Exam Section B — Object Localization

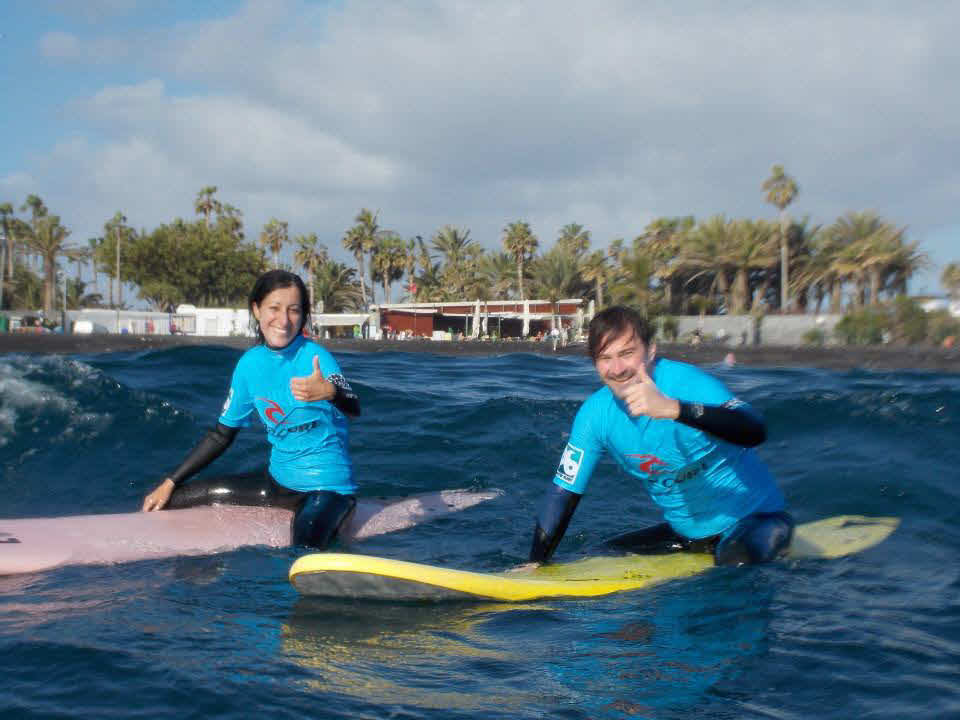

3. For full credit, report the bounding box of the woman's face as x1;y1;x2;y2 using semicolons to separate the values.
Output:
252;285;303;348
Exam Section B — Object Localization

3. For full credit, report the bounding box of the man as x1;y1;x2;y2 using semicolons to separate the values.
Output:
529;306;792;566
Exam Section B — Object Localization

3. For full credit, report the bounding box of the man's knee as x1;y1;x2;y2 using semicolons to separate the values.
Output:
714;511;794;566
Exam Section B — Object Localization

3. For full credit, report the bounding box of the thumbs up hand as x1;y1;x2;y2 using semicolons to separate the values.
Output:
619;361;680;420
291;355;336;402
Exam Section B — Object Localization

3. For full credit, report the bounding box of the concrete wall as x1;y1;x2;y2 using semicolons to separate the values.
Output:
666;314;842;346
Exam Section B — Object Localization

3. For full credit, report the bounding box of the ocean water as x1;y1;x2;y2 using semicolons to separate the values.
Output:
1;346;958;719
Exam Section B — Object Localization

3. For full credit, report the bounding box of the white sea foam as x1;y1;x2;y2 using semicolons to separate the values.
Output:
0;356;111;446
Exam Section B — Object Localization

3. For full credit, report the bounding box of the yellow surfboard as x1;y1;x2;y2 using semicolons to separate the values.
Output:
289;515;899;602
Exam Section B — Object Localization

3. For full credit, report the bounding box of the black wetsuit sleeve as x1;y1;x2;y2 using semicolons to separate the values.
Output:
676;398;766;447
328;373;361;417
529;484;582;563
168;422;239;486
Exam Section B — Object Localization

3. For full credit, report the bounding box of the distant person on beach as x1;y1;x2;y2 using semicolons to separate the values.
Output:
142;269;361;549
529;305;791;566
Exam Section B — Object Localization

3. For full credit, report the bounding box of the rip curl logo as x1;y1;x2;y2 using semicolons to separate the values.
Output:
625;453;667;476
556;443;584;485
259;398;286;424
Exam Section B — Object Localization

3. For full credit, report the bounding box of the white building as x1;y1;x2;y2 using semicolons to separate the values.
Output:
172;305;254;337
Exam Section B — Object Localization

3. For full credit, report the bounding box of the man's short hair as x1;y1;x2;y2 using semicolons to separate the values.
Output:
587;306;655;361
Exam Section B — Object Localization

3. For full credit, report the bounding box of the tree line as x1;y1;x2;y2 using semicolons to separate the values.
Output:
2;168;958;332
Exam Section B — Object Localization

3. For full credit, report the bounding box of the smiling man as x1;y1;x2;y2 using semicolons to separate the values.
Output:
529;306;792;566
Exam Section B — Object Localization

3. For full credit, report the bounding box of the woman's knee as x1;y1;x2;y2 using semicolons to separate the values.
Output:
291;491;357;549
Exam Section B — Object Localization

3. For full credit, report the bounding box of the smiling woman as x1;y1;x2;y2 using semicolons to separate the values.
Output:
251;275;305;349
140;269;365;549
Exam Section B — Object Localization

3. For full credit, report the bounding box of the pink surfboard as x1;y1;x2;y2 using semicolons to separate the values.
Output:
0;489;501;576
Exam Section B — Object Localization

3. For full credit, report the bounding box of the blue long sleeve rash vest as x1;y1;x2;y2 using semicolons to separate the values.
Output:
218;335;356;494
553;358;783;539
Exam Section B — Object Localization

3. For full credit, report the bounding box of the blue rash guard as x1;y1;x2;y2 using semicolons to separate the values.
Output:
217;334;356;495
553;358;783;540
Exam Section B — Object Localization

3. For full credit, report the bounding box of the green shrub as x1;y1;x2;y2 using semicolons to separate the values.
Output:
803;327;827;346
835;308;888;345
660;316;679;341
889;296;928;345
926;309;960;345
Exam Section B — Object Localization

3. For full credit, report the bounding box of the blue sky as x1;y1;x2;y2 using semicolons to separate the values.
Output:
3;0;958;297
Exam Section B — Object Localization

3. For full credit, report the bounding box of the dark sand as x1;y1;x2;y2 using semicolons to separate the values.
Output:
1;332;958;373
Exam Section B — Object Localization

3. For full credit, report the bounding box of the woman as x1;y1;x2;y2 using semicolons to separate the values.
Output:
142;269;361;549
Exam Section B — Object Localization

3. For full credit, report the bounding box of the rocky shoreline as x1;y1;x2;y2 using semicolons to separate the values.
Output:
1;332;959;373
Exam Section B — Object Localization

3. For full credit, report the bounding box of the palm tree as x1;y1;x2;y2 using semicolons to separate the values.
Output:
941;262;960;301
502;221;538;300
556;223;591;258
861;227;906;305
194;187;221;229
399;237;417;300
259;218;288;269
531;246;584;325
781;219;821;313
682;215;735;313
409;235;436;300
67;244;92;286
789;221;839;314
762;165;799;312
725;219;777;314
639;216;695;313
607;238;625;265
825;212;908;309
806;222;853;313
863;227;925;302
313;261;364;313
607;247;655;316
25;214;71;316
432;225;477;298
21;194;48;270
103;212;130;307
0;202;16;280
341;227;368;307
415;261;446;302
370;232;406;303
217;203;244;240
580;250;608;310
342;208;379;308
477;251;517;299
293;233;328;313
86;236;103;293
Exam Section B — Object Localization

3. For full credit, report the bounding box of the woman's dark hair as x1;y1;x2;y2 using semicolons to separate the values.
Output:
248;269;311;344
587;306;655;361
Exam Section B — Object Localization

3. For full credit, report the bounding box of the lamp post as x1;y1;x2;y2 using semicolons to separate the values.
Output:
0;230;6;311
115;224;121;307
61;268;67;333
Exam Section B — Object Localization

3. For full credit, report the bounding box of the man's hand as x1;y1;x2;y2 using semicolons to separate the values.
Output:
290;355;336;402
619;361;680;420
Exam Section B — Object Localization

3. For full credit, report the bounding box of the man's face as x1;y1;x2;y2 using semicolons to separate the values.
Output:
593;329;655;397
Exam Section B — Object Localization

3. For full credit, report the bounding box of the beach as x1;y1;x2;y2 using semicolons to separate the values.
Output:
1;331;958;372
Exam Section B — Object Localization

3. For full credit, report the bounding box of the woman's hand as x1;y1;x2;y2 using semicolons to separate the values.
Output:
142;478;176;512
290;356;336;403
